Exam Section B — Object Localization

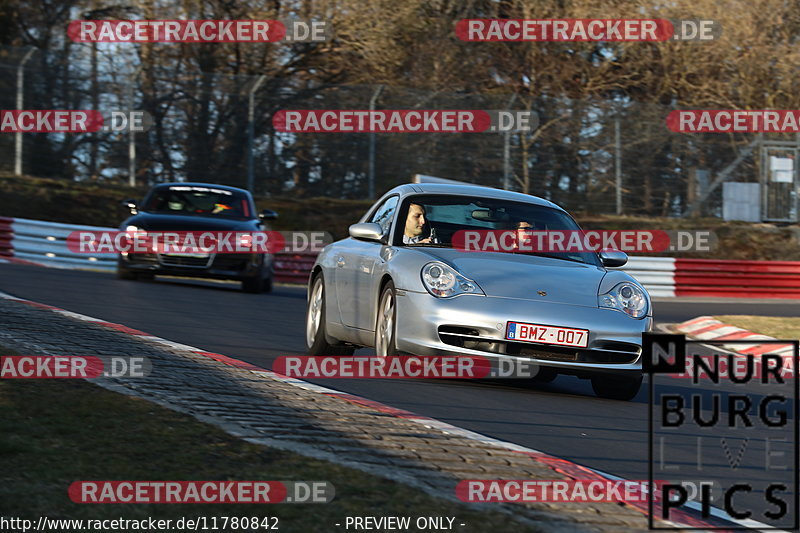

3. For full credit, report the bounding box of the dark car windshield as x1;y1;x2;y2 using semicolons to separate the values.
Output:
397;194;600;266
143;186;252;219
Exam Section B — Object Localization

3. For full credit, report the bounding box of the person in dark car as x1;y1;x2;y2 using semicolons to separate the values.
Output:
512;219;534;250
147;187;249;218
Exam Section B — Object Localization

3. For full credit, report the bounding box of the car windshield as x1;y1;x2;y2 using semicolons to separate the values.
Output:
399;194;600;266
143;186;252;219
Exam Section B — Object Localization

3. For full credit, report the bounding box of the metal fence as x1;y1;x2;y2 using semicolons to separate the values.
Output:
1;44;792;218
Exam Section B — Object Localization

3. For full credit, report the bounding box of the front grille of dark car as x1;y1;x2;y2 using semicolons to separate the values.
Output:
126;253;158;265
437;325;639;364
158;254;214;268
211;254;249;271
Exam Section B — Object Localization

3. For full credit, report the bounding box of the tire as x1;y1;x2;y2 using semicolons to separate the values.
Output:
116;254;134;280
591;374;643;401
263;272;273;293
242;259;273;294
117;255;154;281
306;274;354;356
375;281;398;359
117;266;137;280
242;274;265;293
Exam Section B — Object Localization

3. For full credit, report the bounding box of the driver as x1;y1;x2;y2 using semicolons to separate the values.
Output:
167;198;185;211
511;219;534;251
403;203;439;244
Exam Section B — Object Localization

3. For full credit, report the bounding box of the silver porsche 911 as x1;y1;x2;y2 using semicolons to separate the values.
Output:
305;183;652;400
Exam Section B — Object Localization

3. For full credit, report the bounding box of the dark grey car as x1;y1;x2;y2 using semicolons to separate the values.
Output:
118;182;277;293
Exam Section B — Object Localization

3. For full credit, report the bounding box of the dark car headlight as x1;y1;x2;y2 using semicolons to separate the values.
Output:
119;225;144;256
421;262;484;298
599;282;649;319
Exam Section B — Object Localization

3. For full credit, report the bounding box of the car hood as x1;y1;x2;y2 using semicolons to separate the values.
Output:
417;248;606;307
123;213;256;231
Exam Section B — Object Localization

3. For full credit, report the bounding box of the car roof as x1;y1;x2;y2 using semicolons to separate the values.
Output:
151;182;252;196
383;183;565;211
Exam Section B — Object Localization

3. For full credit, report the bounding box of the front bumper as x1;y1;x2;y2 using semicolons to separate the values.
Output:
394;289;650;378
119;252;270;281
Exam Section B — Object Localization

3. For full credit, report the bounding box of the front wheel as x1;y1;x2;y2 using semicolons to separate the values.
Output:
242;262;272;293
591;374;643;401
117;267;137;280
241;275;264;293
117;262;153;281
375;281;398;359
263;272;273;293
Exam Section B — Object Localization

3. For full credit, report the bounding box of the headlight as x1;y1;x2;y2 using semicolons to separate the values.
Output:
122;225;152;253
120;226;142;257
421;262;484;298
599;282;649;319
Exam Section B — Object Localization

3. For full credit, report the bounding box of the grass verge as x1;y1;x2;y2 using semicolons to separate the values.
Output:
713;315;800;340
0;369;531;532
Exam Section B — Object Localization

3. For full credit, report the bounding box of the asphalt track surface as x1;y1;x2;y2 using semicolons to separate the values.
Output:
1;261;798;527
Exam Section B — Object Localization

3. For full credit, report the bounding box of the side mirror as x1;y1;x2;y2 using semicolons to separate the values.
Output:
599;250;628;268
259;209;279;221
121;199;138;214
349;223;384;243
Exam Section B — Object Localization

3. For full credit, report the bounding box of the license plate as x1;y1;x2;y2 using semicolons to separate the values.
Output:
506;321;589;348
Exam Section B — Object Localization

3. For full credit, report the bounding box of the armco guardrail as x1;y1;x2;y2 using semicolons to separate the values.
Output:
273;251;317;284
3;216;799;299
8;217;117;270
0;216;13;258
620;257;675;298
674;258;800;298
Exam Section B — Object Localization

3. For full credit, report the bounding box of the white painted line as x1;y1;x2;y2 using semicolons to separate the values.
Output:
52;309;105;323
148;339;203;352
676;318;722;333
692;325;744;339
